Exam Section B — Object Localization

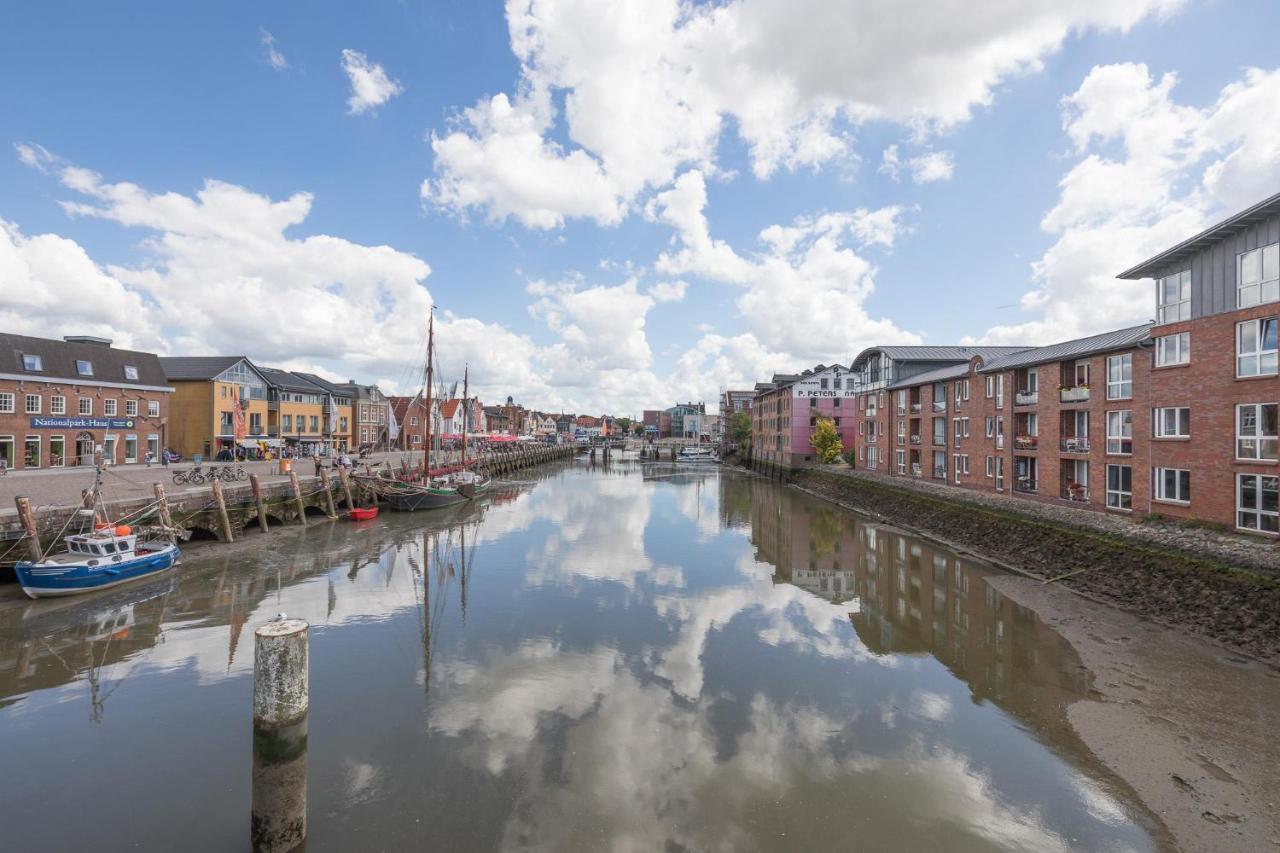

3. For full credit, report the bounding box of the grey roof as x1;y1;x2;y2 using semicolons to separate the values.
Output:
852;345;1029;368
160;355;247;381
257;366;329;394
3;332;170;388
887;362;974;390
980;324;1153;372
1117;190;1280;279
291;372;353;400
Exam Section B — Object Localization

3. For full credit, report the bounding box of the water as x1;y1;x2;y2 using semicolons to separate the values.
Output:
0;462;1161;851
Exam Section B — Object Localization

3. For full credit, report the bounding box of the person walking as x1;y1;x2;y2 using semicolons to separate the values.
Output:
313;452;322;478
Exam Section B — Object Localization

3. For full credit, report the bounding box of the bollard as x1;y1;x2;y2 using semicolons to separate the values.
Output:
318;469;338;520
337;466;355;511
153;483;176;544
211;478;235;543
252;619;309;853
288;470;307;526
14;496;44;562
250;474;270;534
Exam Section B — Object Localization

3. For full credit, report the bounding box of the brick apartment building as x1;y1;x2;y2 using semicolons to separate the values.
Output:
1;333;172;469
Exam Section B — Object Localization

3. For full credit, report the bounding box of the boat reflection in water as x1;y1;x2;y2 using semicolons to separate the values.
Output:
0;466;1160;853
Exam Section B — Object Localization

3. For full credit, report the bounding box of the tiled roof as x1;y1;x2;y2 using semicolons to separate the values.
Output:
439;399;462;418
160;355;246;381
3;332;169;388
980;324;1153;372
1117;190;1280;279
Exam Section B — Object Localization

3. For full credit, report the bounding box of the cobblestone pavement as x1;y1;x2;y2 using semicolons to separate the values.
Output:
800;464;1279;576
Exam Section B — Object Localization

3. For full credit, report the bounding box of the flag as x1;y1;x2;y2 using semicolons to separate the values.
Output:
233;392;247;441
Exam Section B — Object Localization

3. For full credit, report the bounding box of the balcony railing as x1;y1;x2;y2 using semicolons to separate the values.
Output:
1014;435;1038;450
1014;391;1038;406
995;435;1005;450
933;466;947;480
932;402;946;412
1059;386;1090;403
1061;484;1089;502
910;402;922;413
909;434;921;445
1060;437;1089;453
1014;478;1038;494
932;437;947;447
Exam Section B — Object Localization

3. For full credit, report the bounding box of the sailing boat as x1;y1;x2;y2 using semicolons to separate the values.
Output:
446;363;492;498
14;462;181;598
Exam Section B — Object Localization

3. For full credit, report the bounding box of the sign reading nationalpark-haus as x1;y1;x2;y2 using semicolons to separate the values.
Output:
29;417;137;430
791;367;859;398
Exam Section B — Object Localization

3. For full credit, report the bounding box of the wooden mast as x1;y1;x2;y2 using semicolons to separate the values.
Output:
423;309;434;477
461;364;469;469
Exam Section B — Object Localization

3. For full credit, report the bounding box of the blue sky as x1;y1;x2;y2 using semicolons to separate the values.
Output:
3;0;1279;414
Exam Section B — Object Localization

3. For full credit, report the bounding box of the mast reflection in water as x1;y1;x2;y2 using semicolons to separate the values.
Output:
0;465;1159;852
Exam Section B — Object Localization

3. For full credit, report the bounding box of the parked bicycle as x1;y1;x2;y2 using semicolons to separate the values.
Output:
216;465;249;482
172;466;206;486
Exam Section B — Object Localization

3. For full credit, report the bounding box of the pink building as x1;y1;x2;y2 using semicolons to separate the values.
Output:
751;364;857;470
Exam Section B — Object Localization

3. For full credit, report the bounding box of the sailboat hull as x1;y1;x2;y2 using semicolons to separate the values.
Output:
385;490;468;512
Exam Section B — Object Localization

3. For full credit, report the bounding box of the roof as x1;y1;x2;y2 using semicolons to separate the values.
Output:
292;372;353;399
852;345;1029;368
257;367;329;394
887;361;974;389
159;355;247;381
1117;190;1280;279
3;332;170;389
439;399;462;418
980;324;1153;372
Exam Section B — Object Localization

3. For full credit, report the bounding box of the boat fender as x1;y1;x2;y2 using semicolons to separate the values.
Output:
105;569;120;576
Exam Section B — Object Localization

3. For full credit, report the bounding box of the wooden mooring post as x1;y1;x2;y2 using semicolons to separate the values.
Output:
288;470;307;526
318;469;338;520
250;474;270;533
152;482;176;544
14;496;44;562
337;466;355;510
252;618;309;853
210;478;235;543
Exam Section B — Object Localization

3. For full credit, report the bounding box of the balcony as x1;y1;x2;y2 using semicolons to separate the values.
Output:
932;401;946;413
910;402;922;413
1059;386;1090;403
1014;478;1038;494
1061;484;1089;502
932;437;947;447
1059;437;1089;453
933;466;947;480
1014;391;1038;406
909;434;921;445
1014;435;1038;450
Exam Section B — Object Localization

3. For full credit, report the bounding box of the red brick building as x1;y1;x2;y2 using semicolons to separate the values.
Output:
0;333;172;469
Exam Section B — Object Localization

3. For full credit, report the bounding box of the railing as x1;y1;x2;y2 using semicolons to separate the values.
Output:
1061;485;1089;502
995;435;1004;450
932;401;946;412
932;437;947;447
909;434;921;445
1014;479;1038;494
1014;435;1038;450
933;466;947;480
1060;386;1090;403
1014;391;1038;406
910;403;922;413
1059;437;1089;453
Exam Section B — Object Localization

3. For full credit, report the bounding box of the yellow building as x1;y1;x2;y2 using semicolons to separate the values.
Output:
159;357;271;460
258;367;329;457
292;372;355;454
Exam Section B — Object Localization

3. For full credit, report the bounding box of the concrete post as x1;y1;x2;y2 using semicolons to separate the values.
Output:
14;496;43;562
152;482;176;544
318;469;337;520
211;478;235;543
250;474;270;533
337;466;355;511
252;619;308;853
288;470;307;526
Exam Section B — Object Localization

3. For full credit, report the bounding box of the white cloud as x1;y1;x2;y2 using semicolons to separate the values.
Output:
880;145;955;184
977;62;1280;344
426;0;1182;228
260;28;287;70
341;48;404;114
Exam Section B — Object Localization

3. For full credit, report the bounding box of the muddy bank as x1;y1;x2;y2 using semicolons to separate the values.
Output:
989;575;1280;853
789;468;1280;664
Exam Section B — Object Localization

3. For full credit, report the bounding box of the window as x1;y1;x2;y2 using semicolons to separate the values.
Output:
1153;407;1190;438
22;354;43;371
995;375;1004;408
1154;333;1190;367
819;378;828;390
283;414;292;432
49;435;64;467
985;456;994;477
1238;243;1279;308
123;365;139;381
995;456;1004;490
809;398;817;409
954;454;963;484
866;397;877;417
75;359;94;376
1106;354;1132;399
410;416;419;427
1236;318;1278;377
124;435;137;463
1236;403;1278;461
125;400;138;417
1153;468;1190;503
1025;370;1038;394
1106;464;1132;510
1106;410;1132;454
79;397;93;415
952;418;961;447
962;379;970;401
985;376;994;398
24;436;40;468
961;417;970;437
896;450;905;475
50;396;65;415
896;390;906;415
1157;270;1190;322
0;393;13;414
148;400;159;417
1237;474;1278;533
103;399;117;416
25;394;40;414
985;416;994;438
310;416;319;432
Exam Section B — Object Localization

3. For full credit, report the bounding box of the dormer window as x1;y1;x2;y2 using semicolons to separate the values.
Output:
22;354;43;371
76;359;94;377
1156;271;1190;323
1238;243;1279;309
123;365;139;381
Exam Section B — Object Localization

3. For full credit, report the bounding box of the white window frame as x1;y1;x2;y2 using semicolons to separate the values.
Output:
1237;473;1279;534
1106;410;1132;455
123;365;140;381
0;392;15;414
25;394;40;415
103;399;117;417
125;399;138;417
1106;464;1133;510
49;434;65;467
75;359;94;377
895;449;905;475
148;400;160;417
79;397;93;416
995;375;1004;408
1237;243;1279;309
1154;332;1190;367
953;454;963;484
962;379;970;401
984;416;994;438
50;395;66;415
1236;403;1278;461
1106;354;1132;400
1236;317;1279;377
985;456;994;478
22;353;43;371
1152;467;1190;504
1153;407;1190;438
1156;270;1190;323
994;456;1004;491
985;376;994;398
951;417;961;447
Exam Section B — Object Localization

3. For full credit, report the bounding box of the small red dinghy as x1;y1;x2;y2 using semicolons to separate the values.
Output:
348;507;379;521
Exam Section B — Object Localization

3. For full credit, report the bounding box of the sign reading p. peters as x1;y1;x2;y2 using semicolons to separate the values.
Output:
29;417;136;430
791;367;859;398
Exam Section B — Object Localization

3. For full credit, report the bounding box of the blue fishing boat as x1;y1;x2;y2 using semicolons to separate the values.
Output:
15;527;180;599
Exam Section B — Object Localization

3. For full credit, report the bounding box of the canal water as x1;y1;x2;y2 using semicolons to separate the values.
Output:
0;462;1162;851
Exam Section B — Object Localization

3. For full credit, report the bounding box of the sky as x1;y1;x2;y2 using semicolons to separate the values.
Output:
2;0;1279;416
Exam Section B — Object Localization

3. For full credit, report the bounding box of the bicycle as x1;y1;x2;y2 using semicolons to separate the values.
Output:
172;466;207;486
215;465;249;482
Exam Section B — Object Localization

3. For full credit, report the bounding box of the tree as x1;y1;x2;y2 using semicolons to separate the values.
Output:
809;417;843;464
729;411;752;444
616;417;632;432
